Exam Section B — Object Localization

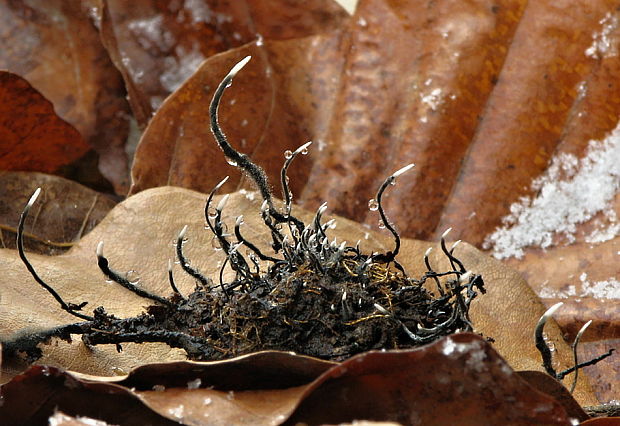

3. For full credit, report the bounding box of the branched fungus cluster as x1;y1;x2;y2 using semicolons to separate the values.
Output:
6;57;486;362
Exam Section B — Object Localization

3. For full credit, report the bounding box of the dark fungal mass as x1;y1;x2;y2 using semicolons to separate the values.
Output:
5;57;485;363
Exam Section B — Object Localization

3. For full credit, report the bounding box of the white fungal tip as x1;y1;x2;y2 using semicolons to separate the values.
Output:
294;141;313;154
424;247;433;257
168;258;173;271
543;302;564;319
27;188;42;208
392;163;415;178
216;194;230;211
229;242;243;255
374;303;389;314
96;241;104;257
214;176;230;191
324;218;336;227
318;202;328;213
441;227;452;239
450;240;462;250
229;56;251;78
576;320;593;339
235;215;244;226
178;225;188;239
458;271;472;283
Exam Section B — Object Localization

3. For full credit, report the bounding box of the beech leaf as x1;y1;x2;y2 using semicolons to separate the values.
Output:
0;187;600;406
0;335;585;425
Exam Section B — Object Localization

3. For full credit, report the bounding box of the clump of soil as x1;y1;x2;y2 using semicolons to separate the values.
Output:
85;245;483;361
8;56;485;363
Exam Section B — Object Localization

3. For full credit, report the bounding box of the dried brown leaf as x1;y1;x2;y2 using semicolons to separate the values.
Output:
0;335;583;425
0;172;116;255
100;0;347;126
0;0;131;193
0;72;89;173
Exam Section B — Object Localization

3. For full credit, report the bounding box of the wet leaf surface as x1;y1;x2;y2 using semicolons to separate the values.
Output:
0;0;131;193
0;335;582;425
0;172;116;255
0;72;89;174
100;0;347;126
0;187;599;406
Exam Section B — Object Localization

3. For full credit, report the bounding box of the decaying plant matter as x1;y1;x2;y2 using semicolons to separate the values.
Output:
4;57;486;363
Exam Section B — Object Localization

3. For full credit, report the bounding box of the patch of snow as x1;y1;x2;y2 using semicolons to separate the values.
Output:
159;43;206;93
420;88;443;111
579;273;620;299
128;15;175;52
539;274;620;299
484;122;620;259
183;0;213;24
585;12;619;59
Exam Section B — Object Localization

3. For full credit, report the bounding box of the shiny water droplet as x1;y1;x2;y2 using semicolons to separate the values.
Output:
126;270;141;284
368;199;379;211
207;208;218;220
390;180;396;186
284;150;293;159
301;146;309;155
378;220;386;229
226;158;237;166
105;279;114;284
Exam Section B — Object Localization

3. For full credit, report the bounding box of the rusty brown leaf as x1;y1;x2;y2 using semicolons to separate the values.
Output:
0;172;116;255
99;0;348;126
0;72;90;173
0;0;131;193
0;187;600;405
0;335;585;425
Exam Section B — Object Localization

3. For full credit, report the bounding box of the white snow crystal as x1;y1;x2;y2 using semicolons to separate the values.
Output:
485;122;620;259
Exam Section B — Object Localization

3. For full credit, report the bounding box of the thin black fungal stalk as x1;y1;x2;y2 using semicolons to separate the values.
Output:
534;302;564;377
535;303;614;383
424;247;444;296
96;242;173;307
569;320;591;394
167;259;185;298
209;54;303;235
205;176;229;231
280;141;312;238
18;188;93;321
439;228;466;273
210;56;272;209
234;215;279;263
372;163;414;263
176;225;211;288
